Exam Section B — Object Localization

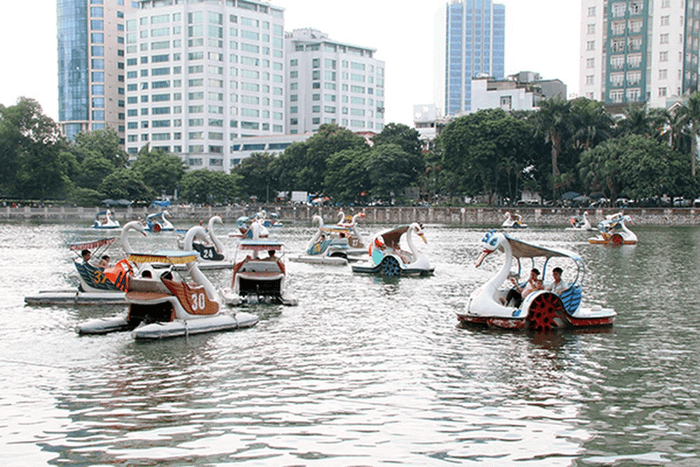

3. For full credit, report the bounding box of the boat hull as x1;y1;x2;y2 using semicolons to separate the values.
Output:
132;312;258;339
25;289;126;306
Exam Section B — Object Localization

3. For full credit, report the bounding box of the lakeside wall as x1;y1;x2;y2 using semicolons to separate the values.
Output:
2;204;700;226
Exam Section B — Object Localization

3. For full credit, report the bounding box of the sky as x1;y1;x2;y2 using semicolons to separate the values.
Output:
0;0;581;126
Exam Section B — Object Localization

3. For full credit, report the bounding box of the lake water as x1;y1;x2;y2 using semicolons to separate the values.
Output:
1;220;699;466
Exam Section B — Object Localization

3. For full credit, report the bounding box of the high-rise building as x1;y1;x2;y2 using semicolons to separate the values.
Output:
57;0;134;141
284;28;385;135
124;0;286;171
434;0;506;116
579;0;700;108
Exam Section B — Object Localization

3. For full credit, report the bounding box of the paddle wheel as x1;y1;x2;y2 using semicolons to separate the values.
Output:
527;293;564;333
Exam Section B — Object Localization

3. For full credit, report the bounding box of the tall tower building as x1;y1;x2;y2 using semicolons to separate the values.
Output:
579;0;700;108
284;28;385;134
434;0;506;116
124;0;285;171
57;0;135;142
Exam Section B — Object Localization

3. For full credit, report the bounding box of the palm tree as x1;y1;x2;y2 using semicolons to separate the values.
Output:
570;98;613;150
676;92;700;177
534;96;572;199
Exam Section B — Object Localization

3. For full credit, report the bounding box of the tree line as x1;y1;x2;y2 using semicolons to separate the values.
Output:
2;94;699;207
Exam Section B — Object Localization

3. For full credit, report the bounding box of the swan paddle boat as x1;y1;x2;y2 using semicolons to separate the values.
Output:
145;210;174;232
289;214;367;265
566;211;596;231
228;215;270;238
25;221;148;305
92;209;120;229
456;230;616;332
78;251;258;339
502;212;527;228
220;239;298;306
256;209;284;228
351;223;434;276
179;217;233;270
588;212;637;245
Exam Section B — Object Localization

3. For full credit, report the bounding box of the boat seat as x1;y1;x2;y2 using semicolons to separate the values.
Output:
559;284;582;315
128;276;171;294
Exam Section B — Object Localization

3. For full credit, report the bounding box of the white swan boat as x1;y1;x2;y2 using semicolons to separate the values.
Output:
455;230;616;332
92;209;120;229
179;217;233;270
289;214;367;265
588;212;637;245
145;210;174;232
566;211;596;231
502;212;527;228
228;215;270;238
351;223;434;276
24;221;148;305
220;239;298;306
78;251;258;339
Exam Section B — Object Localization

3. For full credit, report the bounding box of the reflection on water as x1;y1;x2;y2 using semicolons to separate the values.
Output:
1;221;699;465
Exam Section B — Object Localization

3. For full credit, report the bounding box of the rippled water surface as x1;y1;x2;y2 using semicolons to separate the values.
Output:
1;220;699;466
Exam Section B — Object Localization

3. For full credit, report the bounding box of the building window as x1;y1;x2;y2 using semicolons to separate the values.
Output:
660;33;669;44
586;75;594;85
660;15;670;26
588;6;595;16
661;0;670;7
659;87;667;96
660;51;669;62
587;24;595;34
659;69;667;79
586;58;595;69
612;3;625;17
587;40;595;51
612;21;625;35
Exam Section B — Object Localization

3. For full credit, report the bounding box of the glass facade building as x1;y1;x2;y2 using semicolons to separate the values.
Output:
441;0;505;116
57;0;132;142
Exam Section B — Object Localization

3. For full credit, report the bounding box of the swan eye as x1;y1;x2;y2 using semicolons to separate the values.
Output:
489;237;498;246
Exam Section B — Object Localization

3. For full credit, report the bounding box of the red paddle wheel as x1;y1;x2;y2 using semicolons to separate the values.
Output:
527;293;564;333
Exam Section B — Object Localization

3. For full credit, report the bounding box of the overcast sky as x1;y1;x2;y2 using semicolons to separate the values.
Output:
0;0;580;126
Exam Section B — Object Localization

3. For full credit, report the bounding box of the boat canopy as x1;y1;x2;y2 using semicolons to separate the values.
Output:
69;237;117;251
506;234;581;261
320;225;353;235
128;251;199;264
504;233;585;284
238;240;283;251
146;211;165;220
376;225;410;246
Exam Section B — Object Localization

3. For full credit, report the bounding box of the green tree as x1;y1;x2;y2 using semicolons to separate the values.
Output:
73;128;129;168
676;91;700;177
99;168;155;201
234;153;279;202
323;147;372;204
130;148;186;198
372;123;423;157
437;108;537;204
275;124;368;193
0;97;74;199
533;96;573;198
366;143;424;202
73;152;116;191
179;170;242;205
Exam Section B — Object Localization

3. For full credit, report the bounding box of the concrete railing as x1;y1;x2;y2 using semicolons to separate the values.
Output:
2;204;700;226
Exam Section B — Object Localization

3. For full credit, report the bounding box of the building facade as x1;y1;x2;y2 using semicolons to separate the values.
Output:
434;0;506;116
57;0;135;141
123;0;286;171
579;0;700;108
284;28;385;135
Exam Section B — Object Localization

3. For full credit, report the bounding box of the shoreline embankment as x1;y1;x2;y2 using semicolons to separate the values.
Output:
2;204;699;226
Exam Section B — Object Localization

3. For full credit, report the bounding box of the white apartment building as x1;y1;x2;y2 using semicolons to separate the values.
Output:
284;28;385;134
579;0;700;108
124;0;286;170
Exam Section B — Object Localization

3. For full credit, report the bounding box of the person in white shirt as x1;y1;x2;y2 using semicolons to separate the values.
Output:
546;267;567;294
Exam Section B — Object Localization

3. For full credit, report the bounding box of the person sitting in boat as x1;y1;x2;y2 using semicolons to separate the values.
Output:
98;255;111;269
81;249;92;264
505;268;542;307
546;267;567;294
265;250;277;261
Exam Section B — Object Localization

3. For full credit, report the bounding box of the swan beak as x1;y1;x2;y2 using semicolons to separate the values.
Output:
475;250;490;267
419;233;427;244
